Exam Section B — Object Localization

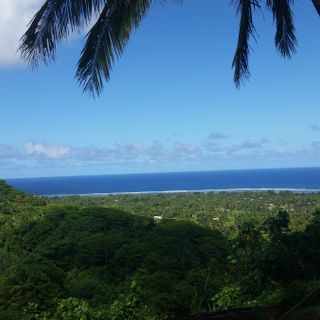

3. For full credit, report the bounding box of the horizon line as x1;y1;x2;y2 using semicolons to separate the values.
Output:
4;165;320;181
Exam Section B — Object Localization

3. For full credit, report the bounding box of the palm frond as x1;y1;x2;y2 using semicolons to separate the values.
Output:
19;0;104;67
311;0;320;15
266;0;296;57
76;0;152;96
232;0;260;87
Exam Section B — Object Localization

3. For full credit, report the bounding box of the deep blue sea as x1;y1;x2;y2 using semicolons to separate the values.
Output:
5;167;320;196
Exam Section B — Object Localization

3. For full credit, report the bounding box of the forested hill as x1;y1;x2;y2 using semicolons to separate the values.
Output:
0;179;31;200
1;181;320;319
0;180;45;215
0;181;230;319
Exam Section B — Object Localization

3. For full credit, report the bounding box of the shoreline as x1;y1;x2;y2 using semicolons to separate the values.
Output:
45;187;320;197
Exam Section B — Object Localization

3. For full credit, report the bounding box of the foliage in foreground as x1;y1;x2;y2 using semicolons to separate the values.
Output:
19;0;320;96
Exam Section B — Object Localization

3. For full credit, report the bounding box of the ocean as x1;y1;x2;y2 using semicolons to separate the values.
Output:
5;167;320;196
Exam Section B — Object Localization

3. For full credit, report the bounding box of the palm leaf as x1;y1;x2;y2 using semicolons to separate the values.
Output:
19;0;104;67
232;0;260;87
76;0;152;96
266;0;296;58
311;0;320;15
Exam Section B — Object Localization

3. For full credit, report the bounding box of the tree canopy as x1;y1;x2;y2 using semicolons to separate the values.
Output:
19;0;320;97
3;181;320;318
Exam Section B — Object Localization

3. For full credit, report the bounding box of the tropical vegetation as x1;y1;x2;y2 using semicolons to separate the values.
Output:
2;180;320;319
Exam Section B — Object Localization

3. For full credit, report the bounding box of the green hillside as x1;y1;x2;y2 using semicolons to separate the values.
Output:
1;181;320;319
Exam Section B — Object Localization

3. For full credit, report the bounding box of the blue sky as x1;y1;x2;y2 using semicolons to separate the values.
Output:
1;0;320;178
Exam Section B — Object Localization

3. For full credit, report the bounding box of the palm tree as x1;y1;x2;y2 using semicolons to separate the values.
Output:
19;0;320;97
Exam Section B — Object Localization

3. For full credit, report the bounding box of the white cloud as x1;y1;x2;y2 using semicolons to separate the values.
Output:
0;0;44;66
145;141;166;158
173;143;199;155
208;131;229;140
25;142;70;159
227;138;268;153
309;124;320;132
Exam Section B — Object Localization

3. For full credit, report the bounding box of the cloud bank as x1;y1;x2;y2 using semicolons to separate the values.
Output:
1;135;319;176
